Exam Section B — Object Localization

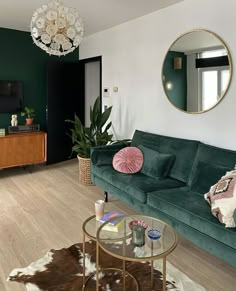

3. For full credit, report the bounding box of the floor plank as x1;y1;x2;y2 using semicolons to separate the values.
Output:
0;160;235;291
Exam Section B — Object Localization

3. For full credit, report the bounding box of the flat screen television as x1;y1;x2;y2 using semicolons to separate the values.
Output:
0;80;23;113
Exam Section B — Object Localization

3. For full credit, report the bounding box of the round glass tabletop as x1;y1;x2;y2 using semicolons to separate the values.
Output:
96;215;177;261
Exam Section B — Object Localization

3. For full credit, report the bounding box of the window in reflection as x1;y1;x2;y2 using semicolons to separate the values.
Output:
222;70;230;93
201;70;218;110
200;49;227;58
200;67;230;111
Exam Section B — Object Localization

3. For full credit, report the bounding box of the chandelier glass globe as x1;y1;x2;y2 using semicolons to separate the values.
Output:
30;1;84;56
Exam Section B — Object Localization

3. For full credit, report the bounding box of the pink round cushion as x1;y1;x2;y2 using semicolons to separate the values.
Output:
112;147;144;174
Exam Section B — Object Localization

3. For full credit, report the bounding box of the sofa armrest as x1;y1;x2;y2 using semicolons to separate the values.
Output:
91;142;129;166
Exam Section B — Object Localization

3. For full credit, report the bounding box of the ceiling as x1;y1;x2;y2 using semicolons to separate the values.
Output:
171;31;224;53
0;0;183;36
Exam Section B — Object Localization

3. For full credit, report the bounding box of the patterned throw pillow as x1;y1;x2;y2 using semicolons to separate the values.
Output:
112;147;143;174
204;170;236;228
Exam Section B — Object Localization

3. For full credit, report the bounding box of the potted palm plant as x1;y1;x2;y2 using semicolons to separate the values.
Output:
21;106;35;125
67;96;113;185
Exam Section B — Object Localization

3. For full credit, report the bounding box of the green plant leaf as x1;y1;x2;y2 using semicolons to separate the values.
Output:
65;96;115;158
99;106;112;129
104;121;112;132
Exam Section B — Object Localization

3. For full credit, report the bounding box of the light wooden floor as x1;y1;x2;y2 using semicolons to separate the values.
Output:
0;160;235;291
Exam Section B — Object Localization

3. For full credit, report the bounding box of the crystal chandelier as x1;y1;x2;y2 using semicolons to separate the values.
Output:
30;1;84;56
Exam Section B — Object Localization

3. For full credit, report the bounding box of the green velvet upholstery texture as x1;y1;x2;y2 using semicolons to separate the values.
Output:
158;135;199;183
190;161;230;193
147;188;236;249
131;130;161;151
132;130;199;183
189;143;236;186
90;130;236;267
92;175;236;267
92;164;185;203
138;145;175;179
91;149;117;166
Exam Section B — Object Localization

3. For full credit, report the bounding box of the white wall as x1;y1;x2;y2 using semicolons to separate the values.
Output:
79;0;236;150
85;61;100;127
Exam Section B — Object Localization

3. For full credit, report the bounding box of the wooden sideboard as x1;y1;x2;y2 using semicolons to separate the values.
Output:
0;131;47;169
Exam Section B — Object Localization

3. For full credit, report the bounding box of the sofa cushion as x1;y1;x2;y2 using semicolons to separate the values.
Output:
190;161;230;193
189;143;236;186
138;145;175;179
205;170;236;228
92;164;185;203
147;188;236;249
110;172;185;203
158;135;199;183
131;130;199;183
131;130;161;151
112;147;143;174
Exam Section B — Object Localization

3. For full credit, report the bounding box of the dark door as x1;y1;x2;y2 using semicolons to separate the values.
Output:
47;61;85;164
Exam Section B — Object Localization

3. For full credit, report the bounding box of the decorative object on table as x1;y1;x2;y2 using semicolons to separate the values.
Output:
94;200;105;221
11;115;18;127
7;240;206;291
21;106;35;125
132;224;146;247
0;128;6;136
148;229;161;240
129;219;148;231
112;146;143;174
99;210;124;232
101;218;124;232
66;96;113;185
204;170;236;228
99;210;124;224
30;1;84;56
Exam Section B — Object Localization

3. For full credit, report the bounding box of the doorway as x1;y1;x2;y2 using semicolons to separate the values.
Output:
81;56;102;126
46;56;101;165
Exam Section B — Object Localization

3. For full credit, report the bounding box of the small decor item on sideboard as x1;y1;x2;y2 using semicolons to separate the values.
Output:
21;106;35;125
11;115;18;127
0;128;6;136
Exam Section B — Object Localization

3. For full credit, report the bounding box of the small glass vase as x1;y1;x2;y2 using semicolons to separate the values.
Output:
132;225;145;247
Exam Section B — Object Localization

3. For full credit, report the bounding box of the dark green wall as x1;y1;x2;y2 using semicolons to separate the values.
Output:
0;27;78;130
163;51;187;110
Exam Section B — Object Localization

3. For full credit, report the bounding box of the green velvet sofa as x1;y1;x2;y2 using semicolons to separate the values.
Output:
90;129;236;267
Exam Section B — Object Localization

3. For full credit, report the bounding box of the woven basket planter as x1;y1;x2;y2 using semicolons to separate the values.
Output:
77;155;93;185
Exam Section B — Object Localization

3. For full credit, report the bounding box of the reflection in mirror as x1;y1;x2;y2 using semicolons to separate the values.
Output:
166;81;174;91
162;30;232;113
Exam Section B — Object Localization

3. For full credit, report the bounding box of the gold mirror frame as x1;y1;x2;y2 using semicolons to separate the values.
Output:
162;29;233;114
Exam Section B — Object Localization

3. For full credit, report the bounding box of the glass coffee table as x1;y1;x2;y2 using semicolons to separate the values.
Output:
96;214;178;291
82;215;125;289
82;215;101;290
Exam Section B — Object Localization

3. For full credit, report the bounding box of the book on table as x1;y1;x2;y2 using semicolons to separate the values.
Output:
99;211;124;232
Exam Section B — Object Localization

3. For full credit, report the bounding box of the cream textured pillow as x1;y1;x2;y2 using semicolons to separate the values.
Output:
204;170;236;228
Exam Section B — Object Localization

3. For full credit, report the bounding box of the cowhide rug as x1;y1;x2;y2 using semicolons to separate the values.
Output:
8;240;206;291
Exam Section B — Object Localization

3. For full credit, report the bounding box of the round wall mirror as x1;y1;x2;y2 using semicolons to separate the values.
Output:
162;30;232;113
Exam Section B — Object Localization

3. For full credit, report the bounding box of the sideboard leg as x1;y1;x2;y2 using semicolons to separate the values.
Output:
104;191;108;202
